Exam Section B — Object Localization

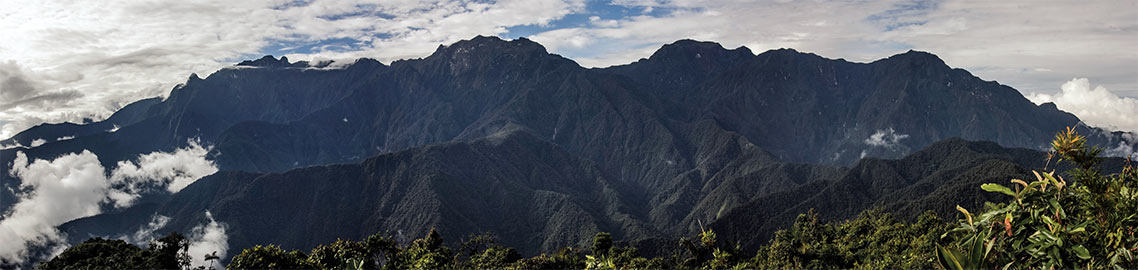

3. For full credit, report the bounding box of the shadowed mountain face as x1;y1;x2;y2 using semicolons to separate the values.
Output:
4;36;1136;262
605;44;1091;165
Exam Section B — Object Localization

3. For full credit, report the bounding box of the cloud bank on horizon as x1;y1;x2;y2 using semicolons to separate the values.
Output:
0;0;1135;138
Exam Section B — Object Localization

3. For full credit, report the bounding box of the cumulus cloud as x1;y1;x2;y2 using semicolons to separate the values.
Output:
109;139;218;206
187;211;229;270
1027;78;1138;134
0;150;109;264
864;127;910;148
0;140;217;264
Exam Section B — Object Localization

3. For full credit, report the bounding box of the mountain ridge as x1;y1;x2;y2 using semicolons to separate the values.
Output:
3;36;1136;266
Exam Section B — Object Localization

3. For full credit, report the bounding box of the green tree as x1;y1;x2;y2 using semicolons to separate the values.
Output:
511;247;585;270
387;228;455;269
753;209;945;269
456;233;521;269
227;245;314;269
592;232;613;257
40;233;200;270
38;238;153;269
307;239;370;269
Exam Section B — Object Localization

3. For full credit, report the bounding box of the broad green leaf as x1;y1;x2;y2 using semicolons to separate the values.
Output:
936;244;964;270
970;234;984;267
982;183;1016;196
1072;245;1091;260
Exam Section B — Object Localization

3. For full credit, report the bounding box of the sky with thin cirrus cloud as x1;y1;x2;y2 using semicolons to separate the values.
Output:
0;0;1136;139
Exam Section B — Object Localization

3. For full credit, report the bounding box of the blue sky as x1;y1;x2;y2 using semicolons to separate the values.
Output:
1;0;1136;139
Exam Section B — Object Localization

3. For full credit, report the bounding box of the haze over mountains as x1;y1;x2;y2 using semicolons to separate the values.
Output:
1;36;1135;266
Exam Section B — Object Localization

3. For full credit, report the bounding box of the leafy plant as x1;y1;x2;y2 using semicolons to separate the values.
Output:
937;127;1138;269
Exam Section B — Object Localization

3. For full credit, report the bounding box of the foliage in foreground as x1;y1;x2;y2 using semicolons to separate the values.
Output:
217;210;944;270
38;232;221;270
936;127;1138;269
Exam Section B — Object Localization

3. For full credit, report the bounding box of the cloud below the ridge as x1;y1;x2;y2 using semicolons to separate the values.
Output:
865;128;910;149
0;150;109;264
110;139;219;203
0;141;217;264
1027;78;1138;134
187;211;228;270
123;214;171;246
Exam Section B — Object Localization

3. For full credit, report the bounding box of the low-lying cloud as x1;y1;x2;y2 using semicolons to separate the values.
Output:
1103;133;1138;158
122;214;171;246
29;139;46;147
0;140;217;264
864;127;910;148
110;139;218;207
187;211;229;270
0;150;109;264
1028;78;1138;134
115;211;229;269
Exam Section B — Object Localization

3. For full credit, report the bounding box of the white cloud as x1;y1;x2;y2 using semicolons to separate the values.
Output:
1027;78;1138;133
29;139;46;147
110;139;218;205
0;140;217;264
121;214;171;246
110;211;228;269
1104;140;1137;158
187;211;228;270
1;150;109;264
55;136;75;142
865;127;910;148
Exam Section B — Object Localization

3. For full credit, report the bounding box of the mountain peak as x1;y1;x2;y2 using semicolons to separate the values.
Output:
237;55;307;68
880;49;948;68
649;39;753;61
431;35;549;58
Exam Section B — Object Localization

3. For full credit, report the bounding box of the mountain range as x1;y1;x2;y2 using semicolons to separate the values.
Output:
2;36;1135;265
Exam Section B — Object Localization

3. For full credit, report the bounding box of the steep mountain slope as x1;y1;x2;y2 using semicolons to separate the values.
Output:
0;58;387;214
604;46;1099;165
66;131;655;255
